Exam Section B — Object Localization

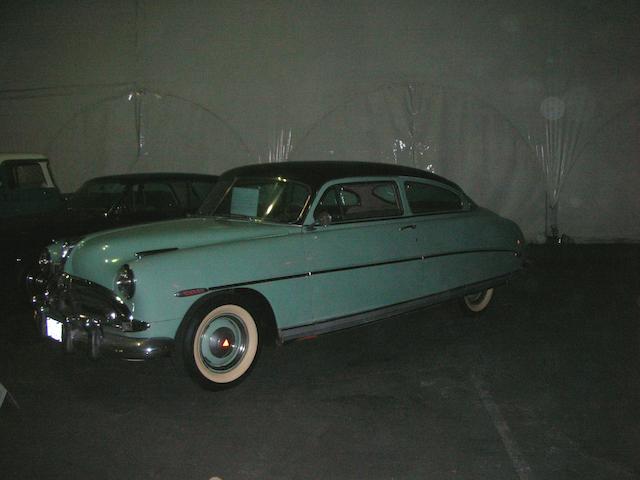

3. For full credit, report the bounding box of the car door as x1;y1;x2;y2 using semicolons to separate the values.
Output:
304;179;422;323
403;179;493;295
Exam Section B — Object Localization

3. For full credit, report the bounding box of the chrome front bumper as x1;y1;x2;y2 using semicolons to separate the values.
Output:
32;273;173;360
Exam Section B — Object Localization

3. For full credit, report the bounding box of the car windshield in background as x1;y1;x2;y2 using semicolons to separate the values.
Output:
199;177;310;224
68;181;127;210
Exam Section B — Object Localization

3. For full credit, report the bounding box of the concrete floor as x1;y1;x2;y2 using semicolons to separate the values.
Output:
1;245;639;479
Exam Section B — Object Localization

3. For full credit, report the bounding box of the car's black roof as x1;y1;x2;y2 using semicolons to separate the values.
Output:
81;172;218;186
220;161;461;192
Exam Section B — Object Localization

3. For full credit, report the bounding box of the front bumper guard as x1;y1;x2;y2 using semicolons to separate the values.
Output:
33;273;173;360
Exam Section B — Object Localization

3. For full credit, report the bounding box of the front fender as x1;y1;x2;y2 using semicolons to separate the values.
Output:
128;232;308;332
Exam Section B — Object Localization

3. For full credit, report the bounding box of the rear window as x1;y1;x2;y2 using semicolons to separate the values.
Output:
12;163;46;188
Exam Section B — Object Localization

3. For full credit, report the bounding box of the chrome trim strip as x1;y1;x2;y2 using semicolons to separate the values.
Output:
278;274;514;342
135;247;178;259
194;248;518;293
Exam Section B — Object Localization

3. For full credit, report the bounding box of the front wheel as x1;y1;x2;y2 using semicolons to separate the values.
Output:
179;300;261;390
461;288;494;314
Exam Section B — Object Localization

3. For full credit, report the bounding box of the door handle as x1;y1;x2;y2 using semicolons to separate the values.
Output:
399;224;416;231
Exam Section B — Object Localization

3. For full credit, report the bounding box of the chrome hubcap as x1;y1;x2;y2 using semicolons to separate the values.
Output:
200;315;247;372
208;327;236;358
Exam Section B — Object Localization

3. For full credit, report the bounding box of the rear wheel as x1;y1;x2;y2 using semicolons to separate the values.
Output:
179;299;261;390
461;288;494;314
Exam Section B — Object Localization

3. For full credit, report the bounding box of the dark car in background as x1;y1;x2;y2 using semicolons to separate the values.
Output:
64;173;218;229
1;172;218;291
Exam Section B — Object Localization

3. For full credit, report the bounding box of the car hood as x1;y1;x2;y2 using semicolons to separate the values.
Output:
66;217;299;287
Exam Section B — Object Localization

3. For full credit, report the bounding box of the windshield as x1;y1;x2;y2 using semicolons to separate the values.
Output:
198;177;311;224
68;181;127;210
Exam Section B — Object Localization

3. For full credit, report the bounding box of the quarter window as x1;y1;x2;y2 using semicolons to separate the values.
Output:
315;181;402;224
405;181;463;214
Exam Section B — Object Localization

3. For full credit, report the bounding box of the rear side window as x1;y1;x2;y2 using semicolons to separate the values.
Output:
70;181;127;210
405;181;463;214
315;181;402;223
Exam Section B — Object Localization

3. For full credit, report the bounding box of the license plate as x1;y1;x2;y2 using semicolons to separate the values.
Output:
45;317;63;342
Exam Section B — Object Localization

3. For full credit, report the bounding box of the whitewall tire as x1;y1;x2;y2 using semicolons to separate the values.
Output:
180;299;261;390
462;288;494;314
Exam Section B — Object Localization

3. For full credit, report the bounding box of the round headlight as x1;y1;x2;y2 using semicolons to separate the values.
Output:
116;264;135;299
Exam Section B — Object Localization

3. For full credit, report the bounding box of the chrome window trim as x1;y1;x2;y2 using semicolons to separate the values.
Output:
310;178;404;226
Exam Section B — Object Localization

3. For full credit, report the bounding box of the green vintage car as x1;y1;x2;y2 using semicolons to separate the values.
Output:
33;162;524;389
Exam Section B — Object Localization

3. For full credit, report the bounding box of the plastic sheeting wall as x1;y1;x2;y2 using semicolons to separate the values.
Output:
47;89;253;185
558;103;640;241
1;1;639;242
291;84;546;241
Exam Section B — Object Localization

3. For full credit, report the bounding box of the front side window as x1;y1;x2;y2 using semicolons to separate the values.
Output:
405;181;463;214
314;181;402;224
200;177;310;224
